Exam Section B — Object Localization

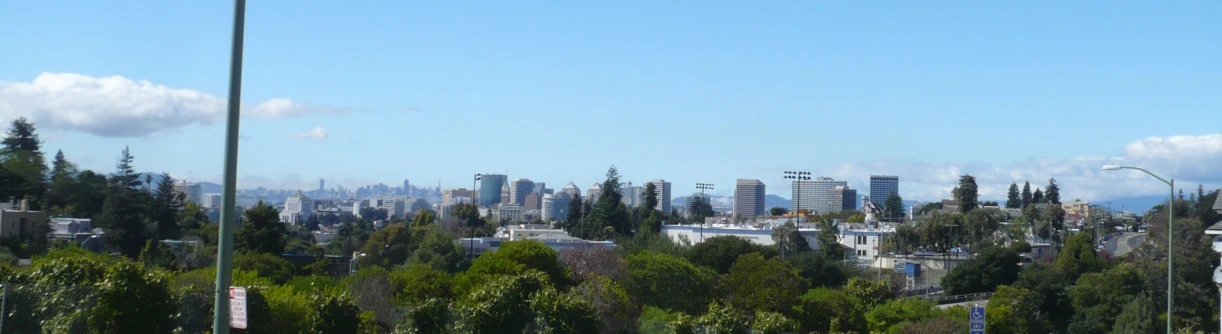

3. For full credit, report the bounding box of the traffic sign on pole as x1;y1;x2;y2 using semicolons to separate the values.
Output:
969;305;986;334
230;287;248;329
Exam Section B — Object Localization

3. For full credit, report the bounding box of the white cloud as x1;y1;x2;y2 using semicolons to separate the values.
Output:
0;72;349;137
775;134;1222;203
290;126;328;140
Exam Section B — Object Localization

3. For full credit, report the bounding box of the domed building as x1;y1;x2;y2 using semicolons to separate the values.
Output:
561;182;582;198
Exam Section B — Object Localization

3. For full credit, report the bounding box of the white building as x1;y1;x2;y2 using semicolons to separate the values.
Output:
561;182;582;198
587;183;602;203
174;180;203;205
202;193;222;208
352;199;369;218
646;179;672;213
620;182;642;207
381;198;405;218
494;203;525;223
280;191;314;225
661;223;893;265
541;193;571;222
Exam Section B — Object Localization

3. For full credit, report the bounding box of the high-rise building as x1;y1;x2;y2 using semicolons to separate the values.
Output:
792;177;847;214
561;182;581;198
620;182;643;207
203;193;222;208
524;192;543;211
541;193;571;222
501;185;511;204
869;175;900;206
352;199;369;217
173;180;202;205
587;183;602;203
403;179;410;193
381;198;405;218
440;188;475;219
734;179;765;218
280;191;313;225
319;179;325;192
478;174;508;207
646;180;672;213
828;186;858;213
510;178;534;205
532;182;547;195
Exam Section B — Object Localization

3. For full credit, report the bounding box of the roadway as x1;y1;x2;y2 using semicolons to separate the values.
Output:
1103;232;1146;257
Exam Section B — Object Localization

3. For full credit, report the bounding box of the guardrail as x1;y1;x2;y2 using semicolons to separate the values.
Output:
920;292;994;305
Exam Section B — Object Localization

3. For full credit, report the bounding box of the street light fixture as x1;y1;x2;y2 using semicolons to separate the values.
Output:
471;174;481;261
784;171;811;223
1102;164;1174;334
696;183;714;241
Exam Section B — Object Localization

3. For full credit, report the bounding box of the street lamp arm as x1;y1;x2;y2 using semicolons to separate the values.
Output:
1121;166;1172;186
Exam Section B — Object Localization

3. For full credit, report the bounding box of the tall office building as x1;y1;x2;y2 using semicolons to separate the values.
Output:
587;183;602;202
532;182;547;195
352;199;369;218
828;186;858;213
734;179;765;218
440;188;475;219
541;193;571;222
403;179;410;193
620;182;643;207
478;174;508;207
202;193;222;208
381;198;405;218
173;180;202;205
510;178;534;205
319;179;325;192
646;179;672;213
523;192;543;211
561;182;581;198
792;177;847;214
869;175;900;206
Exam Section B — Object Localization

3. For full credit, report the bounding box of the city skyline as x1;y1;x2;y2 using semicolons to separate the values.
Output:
1;2;1220;203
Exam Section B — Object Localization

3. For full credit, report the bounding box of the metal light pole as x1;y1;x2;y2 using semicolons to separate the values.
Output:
212;1;245;333
1103;164;1173;334
696;183;714;242
784;171;811;223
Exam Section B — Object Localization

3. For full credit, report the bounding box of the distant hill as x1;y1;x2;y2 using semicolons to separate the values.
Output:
765;195;790;210
198;182;222;193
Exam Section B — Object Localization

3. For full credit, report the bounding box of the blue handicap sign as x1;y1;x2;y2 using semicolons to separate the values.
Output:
969;306;986;334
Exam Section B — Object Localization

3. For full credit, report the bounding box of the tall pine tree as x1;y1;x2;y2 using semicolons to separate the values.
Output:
1006;183;1021;209
1032;188;1044;204
642;182;659;212
46;150;79;211
1045;178;1061;205
0;118;48;208
955;175;979;214
1021;182;1033;208
564;194;583;231
235;200;287;255
100;146;152;258
150;173;185;239
579;166;629;239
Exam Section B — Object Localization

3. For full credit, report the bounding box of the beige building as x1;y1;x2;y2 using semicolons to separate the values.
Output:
0;200;44;239
1062;200;1091;220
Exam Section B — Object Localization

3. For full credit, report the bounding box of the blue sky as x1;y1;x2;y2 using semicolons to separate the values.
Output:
2;1;1220;202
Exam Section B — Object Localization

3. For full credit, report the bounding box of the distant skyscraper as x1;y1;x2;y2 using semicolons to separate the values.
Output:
620;182;643;207
561;182;581;198
792;177;846;214
510;178;534;205
524;192;542;211
734;179;765;218
870;175;900;205
541;193;571;222
440;188;475;219
381;198;405;218
646;179;672;213
828;186;858;213
478;174;508;207
319;179;325;192
203;193;222;208
352;199;369;218
532;182;547;195
501;185;511;204
587;183;602;203
173;180;202;205
403;179;410;193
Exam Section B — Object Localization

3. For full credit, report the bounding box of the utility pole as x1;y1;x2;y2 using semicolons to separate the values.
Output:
212;0;246;333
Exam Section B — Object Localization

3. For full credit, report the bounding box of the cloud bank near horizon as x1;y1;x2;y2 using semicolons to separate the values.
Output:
0;72;349;137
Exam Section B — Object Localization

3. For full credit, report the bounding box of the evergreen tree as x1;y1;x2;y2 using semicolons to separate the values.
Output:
150;173;185;240
564;194;583;231
1198;184;1206;202
817;220;843;259
46;150;80;211
236;200;288;255
100;146;151;258
954;175;979;214
642;182;659;212
1021;182;1033;208
883;192;904;222
1006;183;1021;209
1032;188;1044;204
178;201;210;236
641;210;663;233
1177;189;1184;201
582;166;629;239
1045;178;1061;205
0;118;48;208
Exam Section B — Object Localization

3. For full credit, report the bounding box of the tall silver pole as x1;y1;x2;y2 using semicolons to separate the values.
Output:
1167;179;1173;334
213;0;246;333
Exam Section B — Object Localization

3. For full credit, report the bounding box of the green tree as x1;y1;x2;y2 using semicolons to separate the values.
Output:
452;271;549;334
1021;181;1032;208
138;239;177;269
1011;262;1073;331
640;210;663;234
409;209;436;227
1006;182;1021;209
941;246;1020;294
642;182;659;212
528;286;601;334
395;298;449;334
986;285;1048;334
688;236;772;274
844;278;895;315
359;223;415;268
725;253;807;313
99;146;151;258
1067;263;1144;334
581;167;630;239
1032;188;1044;204
769;206;789;216
178;201;210;236
1054;233;1105;280
695;301;750;334
687;195;715;222
795;288;860;333
235;200;287;255
454;239;573;293
409;198;431;213
564;194;584;231
884;224;921;255
1112;293;1156;334
817;219;843;259
884;192;904;221
45;150;78;211
573;275;639;334
865;297;940;334
150;173;185;240
772;221;810;257
954;175;979;214
408;227;465;272
625;251;722;315
234;252;297;284
0;118;48;209
1045;178;1061;205
752;310;799;334
785;252;853;288
391;263;454;306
